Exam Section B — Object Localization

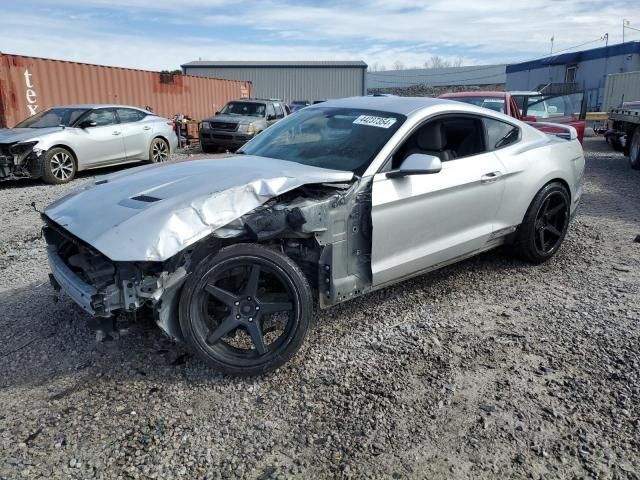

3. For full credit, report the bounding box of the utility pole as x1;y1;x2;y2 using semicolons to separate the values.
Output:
550;35;555;55
604;33;609;48
623;19;630;43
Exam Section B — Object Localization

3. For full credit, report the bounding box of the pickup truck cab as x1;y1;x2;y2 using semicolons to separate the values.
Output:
440;91;586;144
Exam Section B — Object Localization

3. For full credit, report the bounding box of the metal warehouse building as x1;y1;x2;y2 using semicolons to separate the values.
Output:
506;42;640;111
181;60;367;104
366;64;506;90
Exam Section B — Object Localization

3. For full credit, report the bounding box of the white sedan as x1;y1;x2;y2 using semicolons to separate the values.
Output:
43;96;584;375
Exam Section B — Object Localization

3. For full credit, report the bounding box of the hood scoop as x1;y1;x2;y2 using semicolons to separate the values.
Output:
118;193;163;209
131;194;162;203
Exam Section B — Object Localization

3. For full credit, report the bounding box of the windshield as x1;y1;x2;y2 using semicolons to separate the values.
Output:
15;107;90;128
450;97;506;113
220;102;266;117
239;107;406;176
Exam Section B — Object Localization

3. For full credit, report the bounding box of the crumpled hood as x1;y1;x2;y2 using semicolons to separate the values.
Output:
0;127;63;144
44;156;353;261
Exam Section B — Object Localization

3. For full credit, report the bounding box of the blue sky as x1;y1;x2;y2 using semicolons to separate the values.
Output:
2;0;638;71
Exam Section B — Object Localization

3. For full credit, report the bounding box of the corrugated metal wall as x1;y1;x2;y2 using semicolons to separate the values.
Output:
183;66;365;103
366;65;506;89
0;54;252;128
603;71;640;111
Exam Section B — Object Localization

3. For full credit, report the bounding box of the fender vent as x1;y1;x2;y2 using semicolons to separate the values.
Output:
131;194;162;203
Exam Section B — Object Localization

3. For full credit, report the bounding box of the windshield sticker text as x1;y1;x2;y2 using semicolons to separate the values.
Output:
353;115;397;129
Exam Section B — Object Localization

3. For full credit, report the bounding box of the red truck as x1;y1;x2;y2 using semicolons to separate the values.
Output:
440;90;587;143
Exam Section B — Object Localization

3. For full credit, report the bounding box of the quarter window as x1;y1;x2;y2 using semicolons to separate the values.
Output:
116;108;147;123
85;109;116;127
484;118;520;150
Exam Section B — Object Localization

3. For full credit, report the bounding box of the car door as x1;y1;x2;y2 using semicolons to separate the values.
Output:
74;108;126;167
370;115;506;287
115;108;153;160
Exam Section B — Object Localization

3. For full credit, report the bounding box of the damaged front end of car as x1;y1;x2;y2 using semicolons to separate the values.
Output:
42;156;375;342
0;141;44;180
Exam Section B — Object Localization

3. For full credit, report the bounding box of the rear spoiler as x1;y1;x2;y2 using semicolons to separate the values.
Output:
525;121;578;141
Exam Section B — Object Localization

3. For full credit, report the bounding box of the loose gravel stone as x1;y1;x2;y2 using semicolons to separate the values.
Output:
0;139;639;479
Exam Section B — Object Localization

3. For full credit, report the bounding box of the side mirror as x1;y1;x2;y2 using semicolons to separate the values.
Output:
215;111;221;115
78;120;97;129
387;153;442;178
266;114;276;121
548;106;558;114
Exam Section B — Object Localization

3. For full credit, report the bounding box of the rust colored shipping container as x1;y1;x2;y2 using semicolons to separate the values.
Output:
0;53;252;128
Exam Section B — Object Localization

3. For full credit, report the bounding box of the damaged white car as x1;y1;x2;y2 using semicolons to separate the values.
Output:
1;105;178;184
43;97;585;375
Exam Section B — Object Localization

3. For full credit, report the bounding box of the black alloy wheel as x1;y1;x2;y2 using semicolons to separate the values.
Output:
514;182;570;264
179;244;312;376
533;191;569;256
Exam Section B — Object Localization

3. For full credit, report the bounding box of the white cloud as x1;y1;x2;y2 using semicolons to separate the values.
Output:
2;0;638;71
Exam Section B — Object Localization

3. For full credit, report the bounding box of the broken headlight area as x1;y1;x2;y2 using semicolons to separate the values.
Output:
0;141;43;179
43;218;189;340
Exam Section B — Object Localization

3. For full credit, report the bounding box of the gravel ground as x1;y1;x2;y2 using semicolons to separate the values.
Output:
0;139;639;479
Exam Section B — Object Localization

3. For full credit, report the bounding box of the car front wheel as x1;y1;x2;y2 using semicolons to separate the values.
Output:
178;243;313;376
514;182;570;264
42;147;76;184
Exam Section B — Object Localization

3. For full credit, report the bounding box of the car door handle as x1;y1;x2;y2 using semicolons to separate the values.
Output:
112;131;121;136
143;126;152;131
481;171;502;183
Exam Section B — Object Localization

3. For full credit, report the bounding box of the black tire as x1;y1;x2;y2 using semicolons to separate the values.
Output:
201;143;217;153
149;137;170;163
179;243;313;376
514;182;571;264
629;127;640;170
42;147;76;184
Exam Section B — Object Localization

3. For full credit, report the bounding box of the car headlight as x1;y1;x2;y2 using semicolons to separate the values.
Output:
238;123;258;135
10;141;38;155
200;121;209;130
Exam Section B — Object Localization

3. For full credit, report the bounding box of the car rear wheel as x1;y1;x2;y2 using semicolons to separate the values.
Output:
514;182;570;264
629;127;640;170
178;243;313;376
42;147;76;184
149;138;169;163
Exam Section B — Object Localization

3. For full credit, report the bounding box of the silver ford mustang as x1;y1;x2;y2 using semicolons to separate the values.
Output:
43;96;585;375
0;104;178;184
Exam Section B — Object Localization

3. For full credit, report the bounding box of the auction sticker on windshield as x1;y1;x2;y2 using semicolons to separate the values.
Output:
353;115;397;128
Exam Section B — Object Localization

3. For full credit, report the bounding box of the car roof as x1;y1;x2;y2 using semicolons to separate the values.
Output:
51;104;153;111
440;91;508;99
308;96;471;116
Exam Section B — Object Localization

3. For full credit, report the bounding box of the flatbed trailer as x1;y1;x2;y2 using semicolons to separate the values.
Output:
606;107;640;169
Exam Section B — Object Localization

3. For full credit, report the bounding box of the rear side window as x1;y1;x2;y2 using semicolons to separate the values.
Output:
266;103;276;119
117;108;147;123
483;118;520;150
